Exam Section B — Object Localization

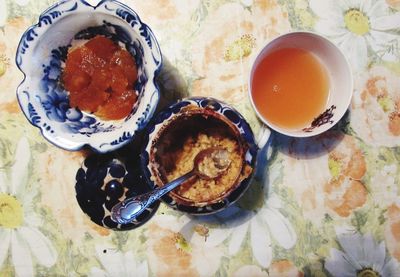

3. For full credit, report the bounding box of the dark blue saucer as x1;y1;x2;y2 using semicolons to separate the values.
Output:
75;143;159;230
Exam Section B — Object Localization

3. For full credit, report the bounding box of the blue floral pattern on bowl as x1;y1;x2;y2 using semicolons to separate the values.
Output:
16;0;162;153
141;97;258;215
75;147;159;230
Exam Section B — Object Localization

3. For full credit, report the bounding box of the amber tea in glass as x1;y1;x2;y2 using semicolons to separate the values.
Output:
251;47;330;131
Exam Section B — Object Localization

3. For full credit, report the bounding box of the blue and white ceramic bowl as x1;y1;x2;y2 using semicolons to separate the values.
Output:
16;0;162;153
141;97;258;215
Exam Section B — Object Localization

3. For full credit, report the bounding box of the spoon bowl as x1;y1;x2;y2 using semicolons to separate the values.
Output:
194;147;232;180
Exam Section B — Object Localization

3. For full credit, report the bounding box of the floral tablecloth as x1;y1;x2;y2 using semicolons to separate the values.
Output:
1;0;400;276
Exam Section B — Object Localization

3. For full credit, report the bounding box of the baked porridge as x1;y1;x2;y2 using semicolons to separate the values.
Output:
166;133;242;202
150;107;253;206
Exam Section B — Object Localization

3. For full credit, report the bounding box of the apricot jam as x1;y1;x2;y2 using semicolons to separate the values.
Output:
63;36;138;120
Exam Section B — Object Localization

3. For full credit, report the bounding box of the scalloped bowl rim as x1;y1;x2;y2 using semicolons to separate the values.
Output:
15;0;162;153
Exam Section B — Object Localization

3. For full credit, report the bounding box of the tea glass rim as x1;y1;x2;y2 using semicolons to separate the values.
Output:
248;31;353;139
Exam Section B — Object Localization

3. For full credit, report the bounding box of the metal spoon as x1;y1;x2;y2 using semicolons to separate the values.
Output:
110;147;231;224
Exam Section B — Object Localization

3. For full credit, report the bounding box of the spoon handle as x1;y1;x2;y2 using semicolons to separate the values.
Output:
111;170;194;224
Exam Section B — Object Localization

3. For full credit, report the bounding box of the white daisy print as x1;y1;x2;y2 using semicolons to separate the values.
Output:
240;0;253;8
214;192;297;268
0;0;7;27
15;0;30;6
325;228;400;276
310;0;400;71
370;164;398;205
145;214;228;277
207;139;297;268
232;265;268;277
351;66;400;147
90;244;148;277
0;137;57;276
232;260;302;276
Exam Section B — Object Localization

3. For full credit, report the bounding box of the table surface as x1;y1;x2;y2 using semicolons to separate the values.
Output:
1;0;400;276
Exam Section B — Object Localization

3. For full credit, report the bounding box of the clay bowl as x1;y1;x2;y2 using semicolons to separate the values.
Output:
141;97;258;215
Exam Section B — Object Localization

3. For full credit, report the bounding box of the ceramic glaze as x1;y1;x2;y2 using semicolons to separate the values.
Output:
16;0;162;153
141;97;258;215
75;150;159;230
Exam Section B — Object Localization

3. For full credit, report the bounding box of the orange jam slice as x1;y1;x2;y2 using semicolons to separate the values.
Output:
63;36;138;120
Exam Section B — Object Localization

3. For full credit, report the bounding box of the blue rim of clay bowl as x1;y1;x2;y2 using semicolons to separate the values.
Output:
15;0;162;153
141;97;258;215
